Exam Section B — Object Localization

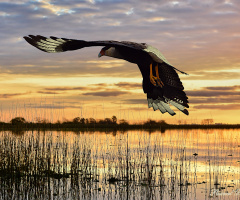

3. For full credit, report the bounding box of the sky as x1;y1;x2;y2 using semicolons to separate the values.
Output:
0;0;240;124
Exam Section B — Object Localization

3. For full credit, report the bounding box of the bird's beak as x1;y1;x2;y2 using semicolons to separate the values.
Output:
98;50;104;58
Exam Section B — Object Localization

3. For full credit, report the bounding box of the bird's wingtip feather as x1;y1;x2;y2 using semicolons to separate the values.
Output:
183;109;189;115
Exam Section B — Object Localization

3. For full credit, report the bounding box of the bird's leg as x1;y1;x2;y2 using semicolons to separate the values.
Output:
149;63;164;87
150;63;157;86
155;64;164;87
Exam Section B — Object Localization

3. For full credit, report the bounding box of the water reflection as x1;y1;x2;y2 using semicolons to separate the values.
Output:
0;129;239;200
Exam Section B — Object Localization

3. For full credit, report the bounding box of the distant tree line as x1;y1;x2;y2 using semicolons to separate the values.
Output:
7;116;165;125
71;116;121;125
0;116;168;129
5;116;171;126
0;116;239;132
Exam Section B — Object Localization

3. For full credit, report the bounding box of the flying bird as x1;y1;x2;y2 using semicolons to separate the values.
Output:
23;35;189;116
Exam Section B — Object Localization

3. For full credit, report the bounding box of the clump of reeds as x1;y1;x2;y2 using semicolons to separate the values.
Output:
0;129;239;199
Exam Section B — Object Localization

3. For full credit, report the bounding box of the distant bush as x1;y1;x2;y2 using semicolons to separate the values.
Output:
10;117;26;125
119;119;129;125
144;120;167;126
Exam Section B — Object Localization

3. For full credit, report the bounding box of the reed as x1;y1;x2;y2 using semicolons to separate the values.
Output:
0;129;239;199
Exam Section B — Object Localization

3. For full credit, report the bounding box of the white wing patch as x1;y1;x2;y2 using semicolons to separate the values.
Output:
143;45;172;66
36;39;67;53
46;38;63;44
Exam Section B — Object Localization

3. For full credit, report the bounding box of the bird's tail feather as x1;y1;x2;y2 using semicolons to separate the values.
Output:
171;66;189;75
147;98;176;116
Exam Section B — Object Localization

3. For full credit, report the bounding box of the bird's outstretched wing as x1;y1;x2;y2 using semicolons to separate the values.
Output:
23;35;147;53
23;35;187;75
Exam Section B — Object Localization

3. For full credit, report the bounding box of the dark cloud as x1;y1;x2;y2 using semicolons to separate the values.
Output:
37;91;61;94
186;85;240;110
1;62;139;77
41;82;142;94
186;90;240;97
44;86;86;91
37;86;88;95
182;71;240;80
122;99;147;105
25;103;81;109
189;96;240;104
83;90;129;97
186;85;240;97
114;82;142;89
204;85;240;91
88;83;114;90
90;83;109;87
123;107;147;111
193;104;240;110
0;92;31;99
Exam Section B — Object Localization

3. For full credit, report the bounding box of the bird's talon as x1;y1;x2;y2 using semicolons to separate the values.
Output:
151;76;163;87
150;77;157;86
150;63;164;87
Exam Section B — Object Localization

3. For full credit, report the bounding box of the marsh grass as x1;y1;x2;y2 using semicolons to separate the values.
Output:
0;129;239;199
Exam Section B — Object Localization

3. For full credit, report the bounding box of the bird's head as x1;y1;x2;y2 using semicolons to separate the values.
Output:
98;47;114;58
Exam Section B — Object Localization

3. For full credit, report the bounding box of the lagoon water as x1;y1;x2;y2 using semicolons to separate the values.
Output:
0;129;239;200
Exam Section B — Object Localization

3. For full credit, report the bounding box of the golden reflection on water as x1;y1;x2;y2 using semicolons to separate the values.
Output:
0;129;239;200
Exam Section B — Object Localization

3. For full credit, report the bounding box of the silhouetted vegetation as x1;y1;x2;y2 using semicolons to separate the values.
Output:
10;117;26;125
201;118;214;125
0;128;239;199
0;116;239;132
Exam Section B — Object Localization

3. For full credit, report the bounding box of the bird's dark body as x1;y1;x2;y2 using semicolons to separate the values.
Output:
111;47;152;89
111;46;160;100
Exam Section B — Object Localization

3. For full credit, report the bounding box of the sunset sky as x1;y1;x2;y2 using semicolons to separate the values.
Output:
0;0;240;124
